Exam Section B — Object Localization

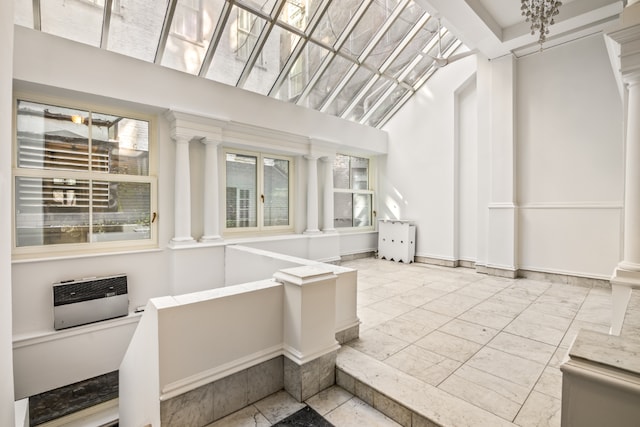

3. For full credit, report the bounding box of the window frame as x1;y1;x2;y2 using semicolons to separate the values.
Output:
223;148;295;236
12;94;158;260
333;153;375;232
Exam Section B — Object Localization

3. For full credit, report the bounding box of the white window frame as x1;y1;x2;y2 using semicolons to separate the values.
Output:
12;94;158;260
333;154;375;231
223;148;294;236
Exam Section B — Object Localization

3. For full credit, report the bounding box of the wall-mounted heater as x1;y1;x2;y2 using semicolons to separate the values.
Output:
53;274;129;330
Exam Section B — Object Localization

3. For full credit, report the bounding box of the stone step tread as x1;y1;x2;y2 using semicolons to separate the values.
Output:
336;346;516;427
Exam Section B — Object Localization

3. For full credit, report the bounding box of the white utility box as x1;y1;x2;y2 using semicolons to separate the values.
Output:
378;219;415;263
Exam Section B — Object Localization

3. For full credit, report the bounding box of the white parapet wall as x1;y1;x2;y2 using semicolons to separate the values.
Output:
225;245;359;335
119;260;352;426
119;279;284;426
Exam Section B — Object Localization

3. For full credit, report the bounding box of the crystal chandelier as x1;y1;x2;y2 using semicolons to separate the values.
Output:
521;0;563;47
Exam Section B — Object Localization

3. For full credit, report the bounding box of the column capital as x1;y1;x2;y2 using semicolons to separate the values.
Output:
624;70;640;87
304;154;320;161
171;130;194;144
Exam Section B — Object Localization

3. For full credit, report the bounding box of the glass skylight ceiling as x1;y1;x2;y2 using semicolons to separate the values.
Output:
15;0;465;129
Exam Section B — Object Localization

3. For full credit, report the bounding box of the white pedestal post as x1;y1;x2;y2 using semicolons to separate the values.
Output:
171;133;195;245
200;136;222;242
274;265;340;401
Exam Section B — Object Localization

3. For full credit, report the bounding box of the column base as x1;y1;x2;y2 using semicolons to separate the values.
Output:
169;237;196;248
303;229;322;235
199;235;223;243
609;265;640;335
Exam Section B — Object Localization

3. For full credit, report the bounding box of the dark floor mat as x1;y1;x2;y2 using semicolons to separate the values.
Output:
272;406;334;427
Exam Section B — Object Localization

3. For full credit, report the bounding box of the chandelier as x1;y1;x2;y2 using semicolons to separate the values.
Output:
521;0;563;47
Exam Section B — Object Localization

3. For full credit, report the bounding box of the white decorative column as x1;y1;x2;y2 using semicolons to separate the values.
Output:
200;135;222;242
607;3;640;335
321;155;336;233
304;155;321;234
171;132;195;245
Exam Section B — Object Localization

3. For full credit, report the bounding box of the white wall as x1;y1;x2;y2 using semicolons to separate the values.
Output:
456;77;478;262
381;57;477;262
1;5;15;426
517;34;623;278
11;26;385;398
382;33;622;279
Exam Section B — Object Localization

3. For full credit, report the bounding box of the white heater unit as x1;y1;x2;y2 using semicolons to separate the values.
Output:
53;274;128;330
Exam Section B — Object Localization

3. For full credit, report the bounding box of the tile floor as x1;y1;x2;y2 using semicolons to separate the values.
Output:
210;258;636;427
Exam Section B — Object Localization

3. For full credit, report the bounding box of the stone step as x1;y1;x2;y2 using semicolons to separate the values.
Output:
336;346;516;427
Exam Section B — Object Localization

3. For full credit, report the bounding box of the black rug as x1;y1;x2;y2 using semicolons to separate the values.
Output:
272;406;334;427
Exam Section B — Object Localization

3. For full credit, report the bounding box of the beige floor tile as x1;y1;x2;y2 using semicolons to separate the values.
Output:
305;386;353;416
514;391;561;427
451;365;531;404
396;308;453;329
357;306;395;331
466;347;545;389
559;320;610;349
415;330;483;363
438;318;499;345
390;287;447;307
421;293;483;317
253;390;305;424
534;367;563;400
206;405;270;427
458;307;515;330
487;332;557;365
368;299;416;317
375;317;435;343
347;328;409;361
384;345;461;386
325;397;402;427
438;373;521;421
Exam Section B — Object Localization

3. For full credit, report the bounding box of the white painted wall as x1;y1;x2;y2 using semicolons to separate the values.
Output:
1;3;15;425
381;57;477;262
383;34;622;278
517;34;623;278
455;77;478;262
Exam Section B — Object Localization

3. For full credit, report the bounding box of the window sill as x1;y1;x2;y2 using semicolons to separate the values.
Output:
13;312;142;348
11;246;163;264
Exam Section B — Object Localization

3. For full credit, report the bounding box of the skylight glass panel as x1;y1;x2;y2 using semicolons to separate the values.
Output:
161;0;226;75
384;18;437;77
41;0;104;47
236;0;278;15
273;41;330;102
311;0;364;47
364;2;423;70
108;0;169;62
205;6;267;87
340;0;400;59
243;26;301;95
301;54;352;110
14;0;33;28
344;76;393;122
323;66;373;116
363;84;408;127
277;0;322;32
402;30;455;87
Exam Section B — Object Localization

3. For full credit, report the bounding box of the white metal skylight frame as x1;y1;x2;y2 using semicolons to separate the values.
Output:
19;0;466;129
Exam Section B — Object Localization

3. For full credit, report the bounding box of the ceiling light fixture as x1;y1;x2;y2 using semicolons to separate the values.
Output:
521;0;562;48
